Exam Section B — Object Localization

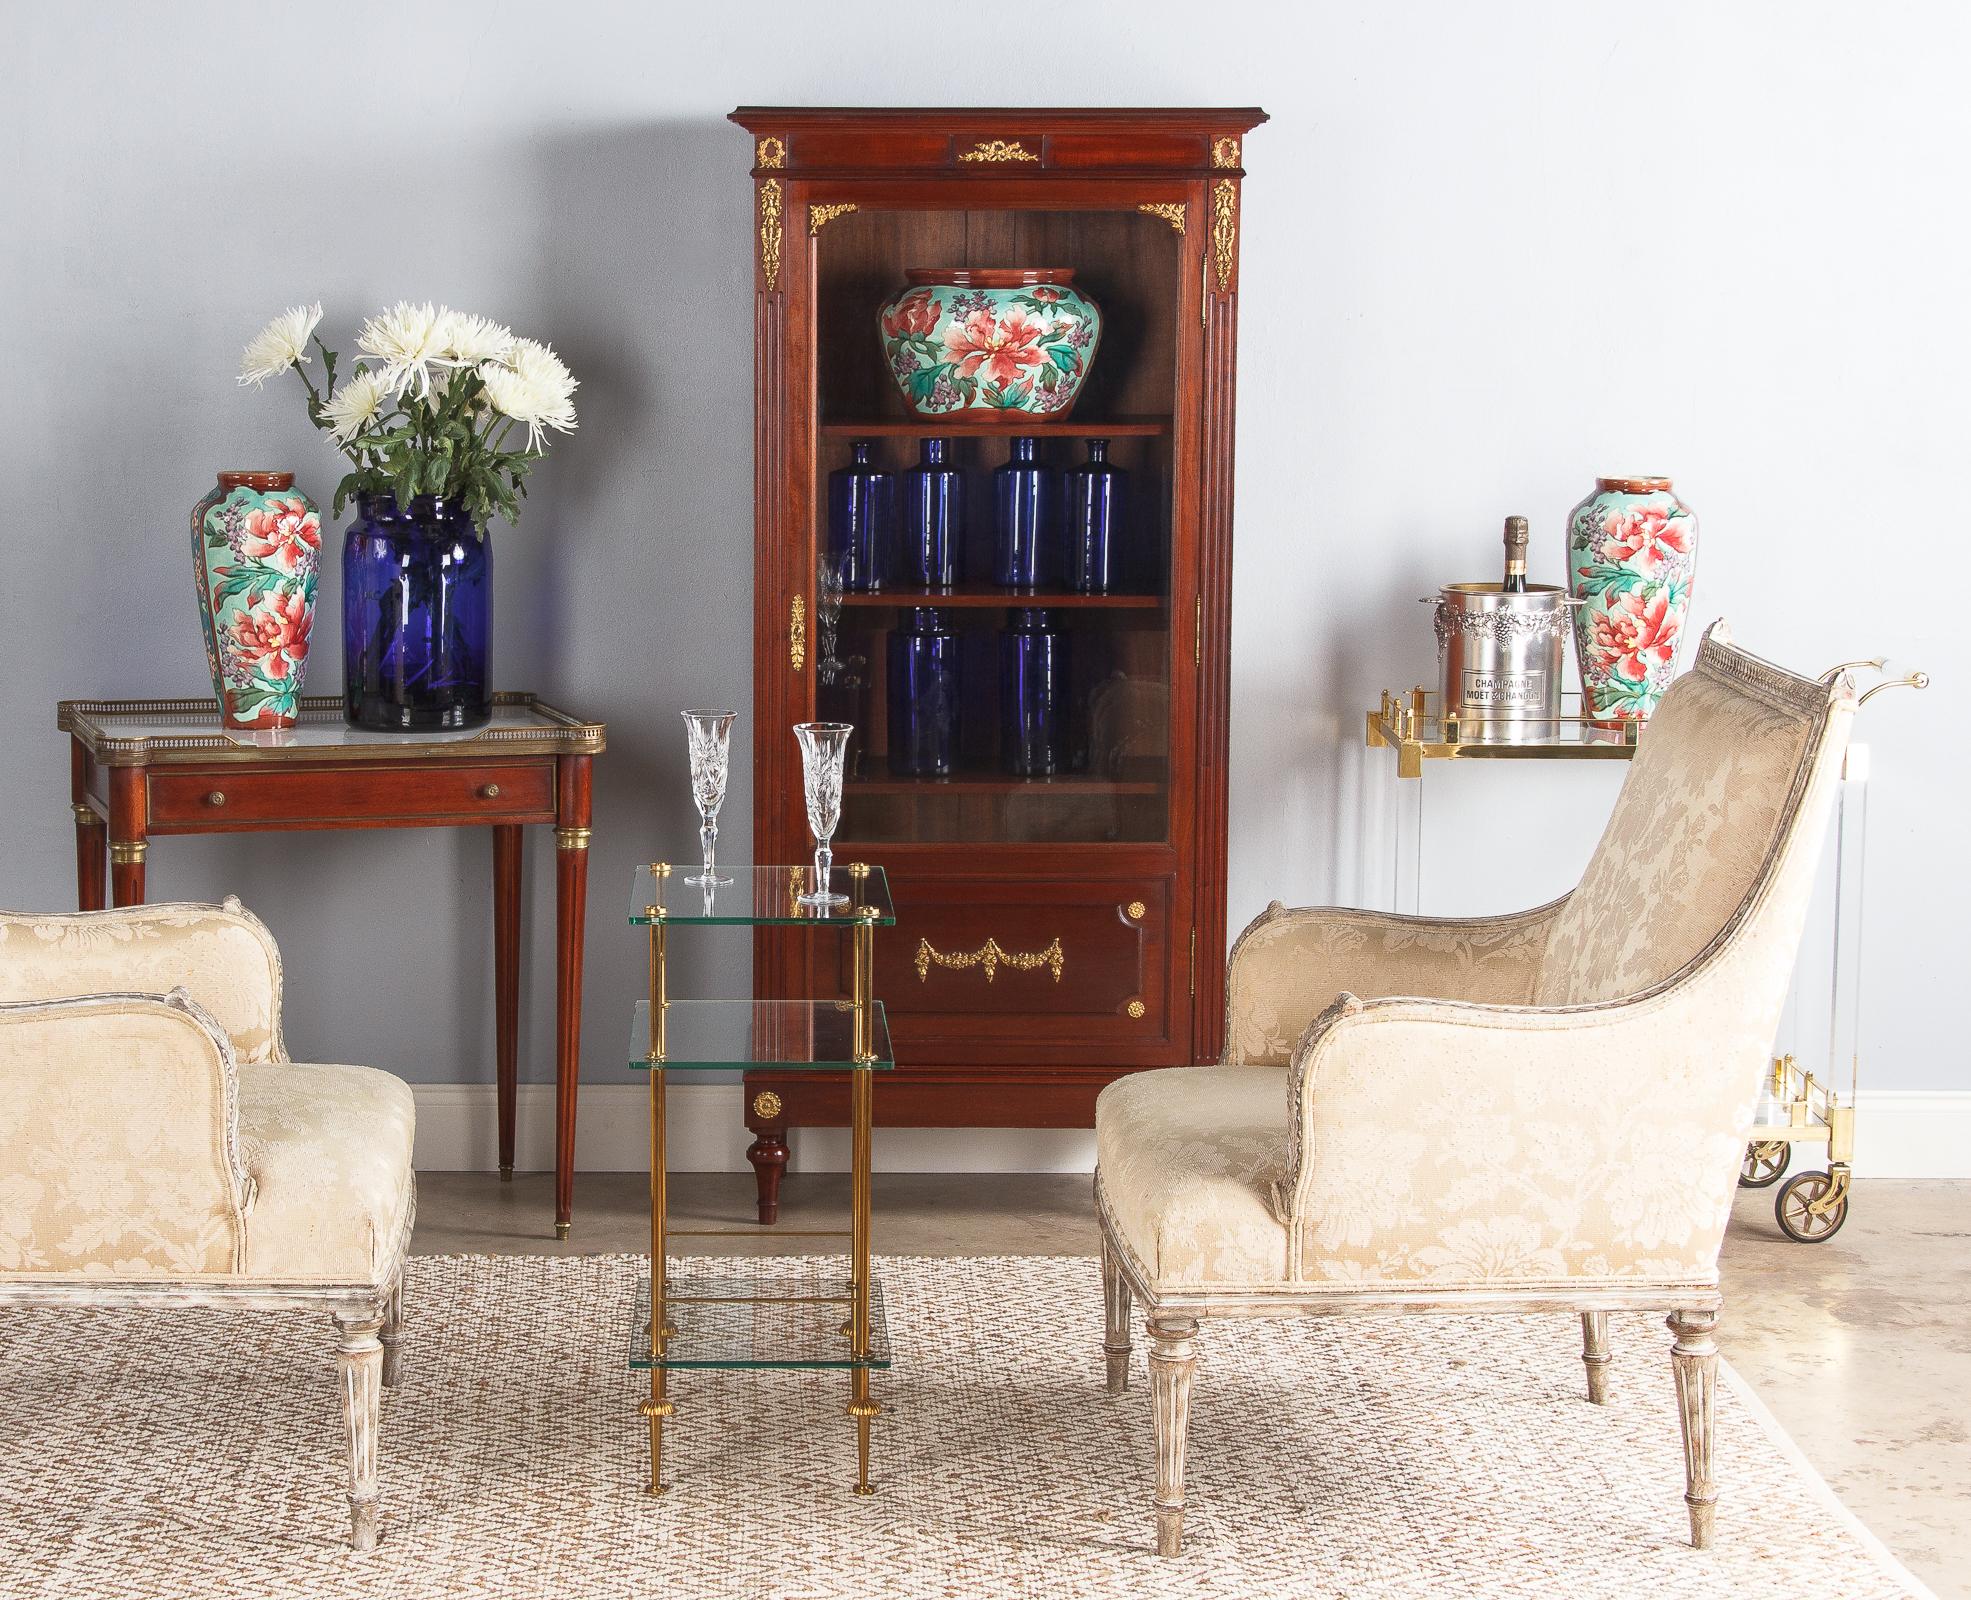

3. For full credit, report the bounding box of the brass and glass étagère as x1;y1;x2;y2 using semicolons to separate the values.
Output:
627;862;896;1496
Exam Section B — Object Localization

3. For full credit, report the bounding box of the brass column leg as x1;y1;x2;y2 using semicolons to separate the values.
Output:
641;885;674;1496
847;910;878;1495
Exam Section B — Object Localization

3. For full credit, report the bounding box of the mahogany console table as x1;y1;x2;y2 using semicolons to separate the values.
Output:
57;693;606;1237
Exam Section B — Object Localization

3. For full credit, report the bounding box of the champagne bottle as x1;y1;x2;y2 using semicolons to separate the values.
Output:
1502;515;1529;593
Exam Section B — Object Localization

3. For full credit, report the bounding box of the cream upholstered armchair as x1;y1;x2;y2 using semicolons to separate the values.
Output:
1094;624;1855;1557
0;898;416;1550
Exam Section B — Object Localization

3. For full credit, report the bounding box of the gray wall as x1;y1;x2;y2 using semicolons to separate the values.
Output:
2;1;1961;1094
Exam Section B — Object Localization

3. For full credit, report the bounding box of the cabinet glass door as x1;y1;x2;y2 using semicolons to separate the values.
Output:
808;207;1184;848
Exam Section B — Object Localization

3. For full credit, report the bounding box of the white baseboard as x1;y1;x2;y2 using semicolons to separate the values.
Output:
410;1083;1970;1179
410;1082;1097;1174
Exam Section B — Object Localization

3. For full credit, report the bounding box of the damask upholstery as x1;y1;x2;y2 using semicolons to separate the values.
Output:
238;1062;417;1281
0;899;285;1063
1095;1067;1289;1286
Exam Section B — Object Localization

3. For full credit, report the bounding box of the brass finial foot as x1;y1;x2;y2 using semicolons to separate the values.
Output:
554;1221;571;1240
851;1483;877;1497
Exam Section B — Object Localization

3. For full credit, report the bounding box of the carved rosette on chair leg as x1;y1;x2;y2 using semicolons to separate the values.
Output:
1580;1311;1611;1405
332;1311;386;1552
1147;1315;1200;1558
1668;1308;1720;1548
1101;1234;1133;1395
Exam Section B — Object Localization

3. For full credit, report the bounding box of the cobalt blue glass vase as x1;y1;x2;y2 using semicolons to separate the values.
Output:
1067;438;1125;594
827;440;894;592
887;606;960;776
993;436;1059;590
901;438;964;589
1001;607;1071;776
342;492;493;731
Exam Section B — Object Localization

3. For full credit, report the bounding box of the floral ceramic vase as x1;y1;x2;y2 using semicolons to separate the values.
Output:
878;269;1102;418
1566;476;1698;724
189;470;322;729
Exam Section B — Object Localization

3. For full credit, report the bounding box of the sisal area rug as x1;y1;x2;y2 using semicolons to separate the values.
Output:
0;1254;1931;1599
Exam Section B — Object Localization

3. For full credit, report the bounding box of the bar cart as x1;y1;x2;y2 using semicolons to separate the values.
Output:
628;862;894;1495
1366;660;1926;1244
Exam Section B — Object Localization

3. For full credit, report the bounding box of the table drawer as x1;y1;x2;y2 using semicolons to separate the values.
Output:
147;761;556;829
829;870;1182;1063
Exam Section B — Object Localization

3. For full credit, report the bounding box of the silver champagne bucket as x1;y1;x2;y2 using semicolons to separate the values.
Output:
1430;583;1572;743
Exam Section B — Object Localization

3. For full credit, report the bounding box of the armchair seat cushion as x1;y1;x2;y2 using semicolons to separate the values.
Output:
1095;1066;1290;1289
237;1063;415;1283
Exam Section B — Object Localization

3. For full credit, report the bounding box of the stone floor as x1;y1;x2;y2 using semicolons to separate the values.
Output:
414;1173;1970;1597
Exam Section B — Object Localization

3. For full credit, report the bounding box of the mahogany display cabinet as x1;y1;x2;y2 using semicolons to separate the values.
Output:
729;106;1266;1221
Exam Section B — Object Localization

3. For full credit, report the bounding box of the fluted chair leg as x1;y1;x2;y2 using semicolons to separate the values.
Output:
1668;1308;1720;1548
333;1311;385;1551
380;1274;406;1390
1147;1316;1199;1557
1580;1311;1610;1404
1101;1235;1132;1395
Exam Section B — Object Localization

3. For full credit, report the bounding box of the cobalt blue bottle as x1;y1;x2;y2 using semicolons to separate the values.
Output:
343;493;492;731
827;441;894;592
901;438;964;589
1066;438;1125;594
1000;607;1071;776
887;607;960;776
992;436;1058;590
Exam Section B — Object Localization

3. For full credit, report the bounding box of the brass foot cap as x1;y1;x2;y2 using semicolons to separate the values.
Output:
554;1221;572;1240
645;1484;668;1498
852;1484;876;1497
499;1165;514;1182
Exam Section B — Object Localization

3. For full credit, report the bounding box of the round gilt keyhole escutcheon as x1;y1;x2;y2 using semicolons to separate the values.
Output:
752;1090;783;1121
1126;901;1147;920
1127;1000;1146;1019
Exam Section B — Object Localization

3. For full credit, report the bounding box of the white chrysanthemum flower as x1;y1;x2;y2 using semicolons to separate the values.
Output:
320;368;392;444
436;310;515;367
237;303;323;387
479;337;579;451
356;300;447;398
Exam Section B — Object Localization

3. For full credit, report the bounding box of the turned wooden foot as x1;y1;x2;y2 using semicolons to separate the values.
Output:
1148;1315;1199;1558
333;1311;385;1551
1101;1233;1132;1394
746;1126;788;1224
1581;1311;1610;1405
1668;1307;1720;1549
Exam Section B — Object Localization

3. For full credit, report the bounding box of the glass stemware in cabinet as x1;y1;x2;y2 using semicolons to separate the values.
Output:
682;709;737;886
794;721;853;907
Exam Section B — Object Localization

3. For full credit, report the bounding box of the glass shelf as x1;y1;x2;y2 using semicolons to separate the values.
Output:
820;415;1170;439
837;586;1164;610
1367;689;1645;778
628;864;896;926
628;999;894;1071
630;1268;891;1371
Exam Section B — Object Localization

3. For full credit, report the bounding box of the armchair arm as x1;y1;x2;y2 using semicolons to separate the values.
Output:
1223;900;1561;1066
0;898;285;1063
0;990;249;1276
1280;964;1770;1289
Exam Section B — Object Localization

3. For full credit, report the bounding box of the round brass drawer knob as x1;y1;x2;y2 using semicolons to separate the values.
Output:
1127;999;1146;1019
1126;900;1147;920
480;783;502;799
206;791;226;807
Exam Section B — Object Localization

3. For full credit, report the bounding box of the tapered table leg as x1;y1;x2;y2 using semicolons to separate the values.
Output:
493;826;522;1181
108;765;147;908
552;755;593;1239
70;740;106;911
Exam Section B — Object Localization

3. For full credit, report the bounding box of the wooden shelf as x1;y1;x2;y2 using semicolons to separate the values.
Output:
821;416;1171;440
837;587;1164;610
846;773;1162;797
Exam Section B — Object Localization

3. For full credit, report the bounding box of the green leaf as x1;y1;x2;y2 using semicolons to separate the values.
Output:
1046;344;1078;374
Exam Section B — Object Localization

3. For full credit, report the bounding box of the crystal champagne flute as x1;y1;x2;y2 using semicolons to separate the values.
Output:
682;709;737;887
794;721;852;908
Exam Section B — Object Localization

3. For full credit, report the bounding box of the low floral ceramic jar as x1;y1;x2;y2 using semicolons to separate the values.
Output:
878;268;1102;418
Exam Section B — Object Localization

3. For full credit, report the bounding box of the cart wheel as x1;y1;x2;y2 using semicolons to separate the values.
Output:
1739;1140;1790;1189
1775;1171;1848;1243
